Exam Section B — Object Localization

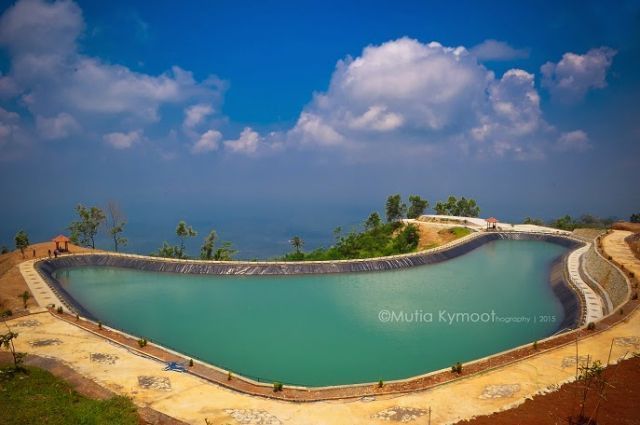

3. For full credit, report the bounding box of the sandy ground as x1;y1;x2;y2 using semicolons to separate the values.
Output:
411;221;469;250
1;230;639;424
0;242;95;312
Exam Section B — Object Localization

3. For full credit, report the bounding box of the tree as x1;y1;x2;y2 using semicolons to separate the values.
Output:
200;230;217;260
407;195;429;219
155;242;177;258
630;213;640;223
333;226;342;243
14;230;29;258
69;204;106;249
364;212;382;231
434;201;447;215
106;201;127;252
175;220;197;258
392;224;420;253
553;215;575;230
385;194;406;222
433;196;480;217
213;241;237;260
0;246;8;255
523;217;544;226
290;236;303;254
1;323;25;370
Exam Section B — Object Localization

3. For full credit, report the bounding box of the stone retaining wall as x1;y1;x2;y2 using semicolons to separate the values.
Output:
583;244;628;308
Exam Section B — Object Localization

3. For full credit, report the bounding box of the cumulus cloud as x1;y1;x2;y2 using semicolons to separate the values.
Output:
183;103;214;129
288;38;562;160
191;129;222;153
470;39;529;61
0;0;224;151
103;130;143;149
541;47;616;103
36;112;79;140
555;130;591;152
223;127;261;154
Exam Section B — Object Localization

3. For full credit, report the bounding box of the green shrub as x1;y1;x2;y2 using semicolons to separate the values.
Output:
273;382;283;392
532;341;538;350
587;322;596;331
75;314;79;321
56;306;63;314
189;359;194;367
137;339;147;348
378;379;384;388
97;321;102;330
0;309;12;318
227;371;232;381
451;362;463;374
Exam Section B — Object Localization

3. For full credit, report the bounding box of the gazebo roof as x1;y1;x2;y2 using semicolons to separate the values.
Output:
486;217;498;223
52;235;71;243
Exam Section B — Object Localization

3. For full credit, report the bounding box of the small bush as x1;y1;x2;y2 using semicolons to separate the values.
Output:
608;255;613;261
56;306;63;314
587;322;596;331
98;321;102;330
273;382;283;392
532;341;538;350
378;380;384;388
619;308;624;315
630;271;635;278
189;359;194;367
1;309;12;318
227;371;232;381
75;314;79;321
137;339;147;348
451;362;463;374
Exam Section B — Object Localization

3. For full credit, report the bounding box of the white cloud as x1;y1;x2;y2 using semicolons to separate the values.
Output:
183;103;214;129
223;127;261;154
36;112;79;140
470;39;529;61
541;47;616;103
192;129;222;154
555;130;591;152
0;0;224;151
288;37;562;160
103;130;143;149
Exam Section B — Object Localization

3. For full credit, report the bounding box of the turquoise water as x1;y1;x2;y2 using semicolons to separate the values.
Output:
54;240;567;386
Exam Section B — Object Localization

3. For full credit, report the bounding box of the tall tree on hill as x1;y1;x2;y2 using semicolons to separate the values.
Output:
290;236;303;254
106;201;127;252
385;194;406;222
14;230;29;258
200;230;217;260
407;195;429;219
364;212;382;231
176;221;197;259
69;205;106;249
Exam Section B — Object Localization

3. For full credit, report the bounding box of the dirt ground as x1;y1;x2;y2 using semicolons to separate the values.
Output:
413;221;469;250
612;221;640;233
0;242;94;313
457;355;640;425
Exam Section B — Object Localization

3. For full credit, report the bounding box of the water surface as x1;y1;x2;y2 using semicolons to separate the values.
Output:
54;239;567;386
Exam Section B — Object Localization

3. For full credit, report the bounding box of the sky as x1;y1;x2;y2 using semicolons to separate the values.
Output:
0;0;639;257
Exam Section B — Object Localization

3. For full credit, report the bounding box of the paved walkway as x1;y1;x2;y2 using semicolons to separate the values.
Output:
4;231;639;425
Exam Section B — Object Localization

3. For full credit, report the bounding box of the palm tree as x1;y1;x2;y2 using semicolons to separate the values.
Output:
290;236;303;254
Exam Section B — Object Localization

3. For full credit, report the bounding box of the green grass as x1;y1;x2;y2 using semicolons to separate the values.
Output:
0;364;139;425
446;226;472;238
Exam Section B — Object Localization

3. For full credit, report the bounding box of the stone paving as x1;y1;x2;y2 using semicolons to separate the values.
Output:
3;230;639;424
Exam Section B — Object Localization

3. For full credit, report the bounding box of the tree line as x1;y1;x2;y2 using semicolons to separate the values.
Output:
384;193;480;222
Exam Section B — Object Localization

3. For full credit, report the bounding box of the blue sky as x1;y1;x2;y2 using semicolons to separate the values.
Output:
0;0;639;256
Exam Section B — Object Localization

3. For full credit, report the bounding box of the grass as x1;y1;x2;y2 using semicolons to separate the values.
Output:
440;226;472;238
0;363;139;425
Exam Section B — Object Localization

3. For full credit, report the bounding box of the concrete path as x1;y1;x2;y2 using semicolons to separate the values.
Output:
4;230;639;425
